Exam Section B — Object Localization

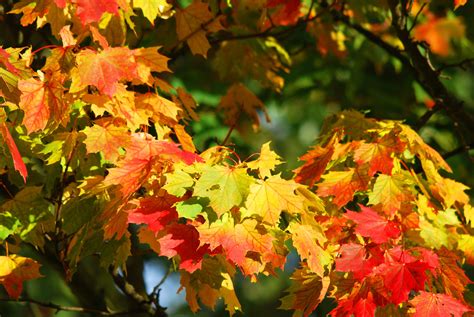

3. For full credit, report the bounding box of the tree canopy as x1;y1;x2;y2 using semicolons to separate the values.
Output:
0;0;473;316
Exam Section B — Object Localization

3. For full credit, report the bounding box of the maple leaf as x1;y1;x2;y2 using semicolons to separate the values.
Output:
353;133;405;176
174;124;197;153
458;234;474;265
317;166;370;207
414;16;465;56
375;259;430;304
345;205;401;244
127;195;179;232
74;0;119;25
0;122;28;182
280;267;330;317
219;83;270;131
133;47;170;84
241;174;306;225
193;165;254;216
266;0;302;26
330;293;377;317
0;47;20;75
125;133;201;165
9;0;49;26
397;123;452;173
58;25;77;47
197;215;285;276
368;173;414;215
71;47;138;97
175;87;199;122
18;74;66;133
178;257;241;315
430;177;469;209
83;118;132;162
335;243;383;280
0;255;42;299
104;157;154;197
294;132;340;186
417;195;460;249
135;92;180;124
175;1;224;57
436;248;471;300
133;0;172;24
288;222;332;277
158;223;210;272
410;291;471;317
163;166;196;198
137;226;161;253
247;142;282;179
105;136;200;196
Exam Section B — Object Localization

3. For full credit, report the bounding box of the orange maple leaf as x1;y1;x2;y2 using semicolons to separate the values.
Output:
71;47;138;97
0;255;42;299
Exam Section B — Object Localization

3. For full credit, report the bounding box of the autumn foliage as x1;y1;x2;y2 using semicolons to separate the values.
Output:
0;0;473;316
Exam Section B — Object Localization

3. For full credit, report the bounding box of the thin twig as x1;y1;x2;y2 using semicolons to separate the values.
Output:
437;58;474;72
221;122;237;146
443;142;474;160
110;268;165;317
408;2;427;33
414;104;442;131
0;297;142;316
151;266;172;298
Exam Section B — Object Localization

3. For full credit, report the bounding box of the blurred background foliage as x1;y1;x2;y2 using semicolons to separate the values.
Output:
0;0;473;315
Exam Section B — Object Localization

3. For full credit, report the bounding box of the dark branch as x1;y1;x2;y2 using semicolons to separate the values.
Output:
0;297;142;316
110;268;166;317
414;104;442;131
387;0;474;135
443;142;474;160
437;58;474;72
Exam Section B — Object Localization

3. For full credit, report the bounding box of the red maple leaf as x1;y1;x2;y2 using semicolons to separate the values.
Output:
376;259;430;304
158;223;211;273
335;243;383;280
127;196;179;232
294;133;339;186
0;123;28;182
74;0;119;25
410;291;472;317
345;205;401;243
330;292;376;317
266;0;302;26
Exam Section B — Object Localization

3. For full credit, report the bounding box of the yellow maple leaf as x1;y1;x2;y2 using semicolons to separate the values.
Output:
241;174;306;225
247;142;282;179
175;1;224;57
133;0;173;24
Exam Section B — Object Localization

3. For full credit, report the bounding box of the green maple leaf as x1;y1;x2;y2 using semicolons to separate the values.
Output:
193;165;255;216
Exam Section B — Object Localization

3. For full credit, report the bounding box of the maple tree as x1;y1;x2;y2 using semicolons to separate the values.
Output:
0;0;473;316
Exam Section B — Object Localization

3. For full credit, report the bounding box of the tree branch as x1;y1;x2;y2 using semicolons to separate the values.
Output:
387;0;474;134
0;297;143;316
414;104;442;131
443;142;474;160
110;268;166;317
437;58;474;72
